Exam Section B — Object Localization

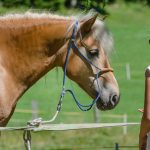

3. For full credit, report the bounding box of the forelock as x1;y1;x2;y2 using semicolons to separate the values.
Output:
92;19;113;54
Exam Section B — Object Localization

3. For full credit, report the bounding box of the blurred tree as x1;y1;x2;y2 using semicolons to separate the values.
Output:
147;0;150;5
124;0;150;5
76;0;114;14
1;0;149;9
2;0;18;7
65;0;78;8
29;0;35;7
1;0;65;10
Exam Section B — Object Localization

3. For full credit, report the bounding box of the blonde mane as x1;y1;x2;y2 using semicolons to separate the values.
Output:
0;11;113;53
0;11;73;20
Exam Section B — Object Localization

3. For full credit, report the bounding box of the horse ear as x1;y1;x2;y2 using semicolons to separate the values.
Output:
80;13;98;34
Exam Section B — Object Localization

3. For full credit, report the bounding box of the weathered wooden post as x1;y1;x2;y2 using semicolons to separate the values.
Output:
123;114;127;136
31;100;38;120
126;63;131;80
93;104;100;123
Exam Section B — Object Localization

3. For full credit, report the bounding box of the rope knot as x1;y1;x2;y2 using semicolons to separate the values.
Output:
27;118;42;127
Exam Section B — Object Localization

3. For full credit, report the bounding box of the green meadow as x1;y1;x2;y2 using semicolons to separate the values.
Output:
0;2;150;150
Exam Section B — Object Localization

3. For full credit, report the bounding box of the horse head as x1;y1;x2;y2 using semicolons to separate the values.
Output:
65;14;120;110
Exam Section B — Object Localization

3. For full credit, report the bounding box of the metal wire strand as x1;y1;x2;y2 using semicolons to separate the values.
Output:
23;130;31;150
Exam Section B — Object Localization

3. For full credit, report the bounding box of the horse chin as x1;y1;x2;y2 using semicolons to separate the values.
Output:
96;99;116;111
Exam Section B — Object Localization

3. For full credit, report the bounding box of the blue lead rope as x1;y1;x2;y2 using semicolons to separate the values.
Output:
57;21;101;112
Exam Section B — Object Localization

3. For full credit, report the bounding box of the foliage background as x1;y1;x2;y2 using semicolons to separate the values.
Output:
0;0;150;10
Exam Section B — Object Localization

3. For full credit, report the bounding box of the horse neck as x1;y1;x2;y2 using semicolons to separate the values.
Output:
0;18;74;126
0;18;73;98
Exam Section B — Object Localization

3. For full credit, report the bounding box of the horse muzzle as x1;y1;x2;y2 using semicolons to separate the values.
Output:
96;93;120;111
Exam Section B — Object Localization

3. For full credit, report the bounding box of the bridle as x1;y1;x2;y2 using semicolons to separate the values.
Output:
57;20;113;112
28;20;113;126
74;24;113;78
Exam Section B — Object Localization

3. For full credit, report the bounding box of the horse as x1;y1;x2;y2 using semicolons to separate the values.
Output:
0;12;120;126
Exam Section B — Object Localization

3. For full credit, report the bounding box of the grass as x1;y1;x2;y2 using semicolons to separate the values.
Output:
0;2;150;150
0;127;140;150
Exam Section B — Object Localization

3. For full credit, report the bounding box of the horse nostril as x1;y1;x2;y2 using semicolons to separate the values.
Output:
110;94;119;106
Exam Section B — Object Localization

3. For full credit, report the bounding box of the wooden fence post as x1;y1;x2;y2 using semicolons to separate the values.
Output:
93;105;100;123
31;100;38;120
123;114;127;135
126;63;131;80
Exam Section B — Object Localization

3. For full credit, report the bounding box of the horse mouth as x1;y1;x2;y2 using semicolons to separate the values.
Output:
96;95;120;111
96;100;115;111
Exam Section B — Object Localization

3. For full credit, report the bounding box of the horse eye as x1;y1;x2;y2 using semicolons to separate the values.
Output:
89;49;99;56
